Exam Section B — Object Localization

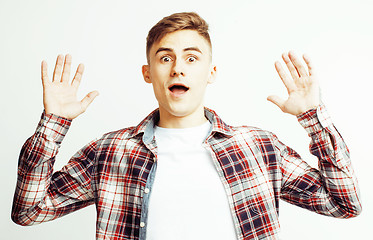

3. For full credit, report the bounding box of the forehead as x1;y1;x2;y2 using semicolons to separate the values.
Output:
151;30;211;54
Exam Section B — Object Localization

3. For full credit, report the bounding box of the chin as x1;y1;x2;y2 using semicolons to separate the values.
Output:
168;108;194;117
162;103;202;118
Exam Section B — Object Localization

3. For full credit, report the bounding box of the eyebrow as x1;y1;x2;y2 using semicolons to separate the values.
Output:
155;47;203;55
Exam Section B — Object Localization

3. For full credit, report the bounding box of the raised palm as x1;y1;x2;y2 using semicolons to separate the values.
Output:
267;51;320;116
42;54;99;120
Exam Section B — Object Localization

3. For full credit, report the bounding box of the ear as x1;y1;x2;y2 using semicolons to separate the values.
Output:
207;65;217;84
142;65;151;83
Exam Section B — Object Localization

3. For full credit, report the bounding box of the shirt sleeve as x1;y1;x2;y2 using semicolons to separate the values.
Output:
12;112;96;226
277;103;362;218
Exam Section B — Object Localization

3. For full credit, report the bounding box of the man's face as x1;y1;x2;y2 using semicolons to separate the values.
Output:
142;30;216;123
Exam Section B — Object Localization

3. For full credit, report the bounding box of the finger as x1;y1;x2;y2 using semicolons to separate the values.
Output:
80;91;99;112
71;63;85;88
267;95;285;111
282;52;299;80
61;54;72;83
288;51;308;77
303;54;314;76
53;54;64;82
41;60;50;86
275;61;296;93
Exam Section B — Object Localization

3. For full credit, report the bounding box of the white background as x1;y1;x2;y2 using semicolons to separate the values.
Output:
1;0;372;239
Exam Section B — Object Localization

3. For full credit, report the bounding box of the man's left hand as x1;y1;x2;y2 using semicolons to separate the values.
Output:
267;51;320;116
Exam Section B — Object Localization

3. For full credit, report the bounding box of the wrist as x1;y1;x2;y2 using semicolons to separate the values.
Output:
296;104;320;116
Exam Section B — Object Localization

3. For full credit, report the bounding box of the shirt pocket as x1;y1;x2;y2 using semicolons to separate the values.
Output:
96;227;113;240
238;165;276;215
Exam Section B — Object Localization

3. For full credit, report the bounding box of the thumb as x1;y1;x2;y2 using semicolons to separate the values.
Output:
80;91;99;112
267;95;285;111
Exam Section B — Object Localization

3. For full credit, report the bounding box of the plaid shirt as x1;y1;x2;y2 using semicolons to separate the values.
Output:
12;104;361;240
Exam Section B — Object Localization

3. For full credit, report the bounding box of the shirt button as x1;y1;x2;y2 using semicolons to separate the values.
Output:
144;188;150;194
140;222;145;228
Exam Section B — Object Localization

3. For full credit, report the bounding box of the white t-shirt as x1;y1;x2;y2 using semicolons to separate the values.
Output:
146;121;237;240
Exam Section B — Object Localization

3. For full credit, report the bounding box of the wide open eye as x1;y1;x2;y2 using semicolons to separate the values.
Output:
187;56;197;62
161;56;172;62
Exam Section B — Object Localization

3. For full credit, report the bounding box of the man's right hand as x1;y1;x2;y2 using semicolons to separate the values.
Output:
42;54;99;120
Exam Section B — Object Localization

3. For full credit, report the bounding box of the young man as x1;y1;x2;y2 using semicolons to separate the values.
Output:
12;12;361;240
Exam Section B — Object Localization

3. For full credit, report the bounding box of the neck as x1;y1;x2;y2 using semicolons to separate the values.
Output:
157;106;208;129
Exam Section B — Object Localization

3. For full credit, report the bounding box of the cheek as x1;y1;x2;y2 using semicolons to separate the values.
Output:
193;63;211;76
192;68;212;85
150;63;170;76
152;81;165;96
150;68;168;89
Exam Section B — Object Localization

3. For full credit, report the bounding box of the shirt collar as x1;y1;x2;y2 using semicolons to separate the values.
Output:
127;108;234;144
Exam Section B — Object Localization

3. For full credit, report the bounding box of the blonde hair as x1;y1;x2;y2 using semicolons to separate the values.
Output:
146;12;211;63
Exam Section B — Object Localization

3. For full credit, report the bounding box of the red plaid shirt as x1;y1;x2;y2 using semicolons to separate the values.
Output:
12;104;361;239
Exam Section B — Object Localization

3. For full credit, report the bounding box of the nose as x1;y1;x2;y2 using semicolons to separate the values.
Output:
171;59;184;77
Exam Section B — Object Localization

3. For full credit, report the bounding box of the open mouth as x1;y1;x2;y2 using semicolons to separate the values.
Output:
168;83;190;95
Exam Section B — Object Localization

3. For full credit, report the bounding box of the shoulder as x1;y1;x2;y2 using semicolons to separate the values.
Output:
206;108;276;141
228;125;283;154
92;126;141;149
230;125;277;140
102;126;137;139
